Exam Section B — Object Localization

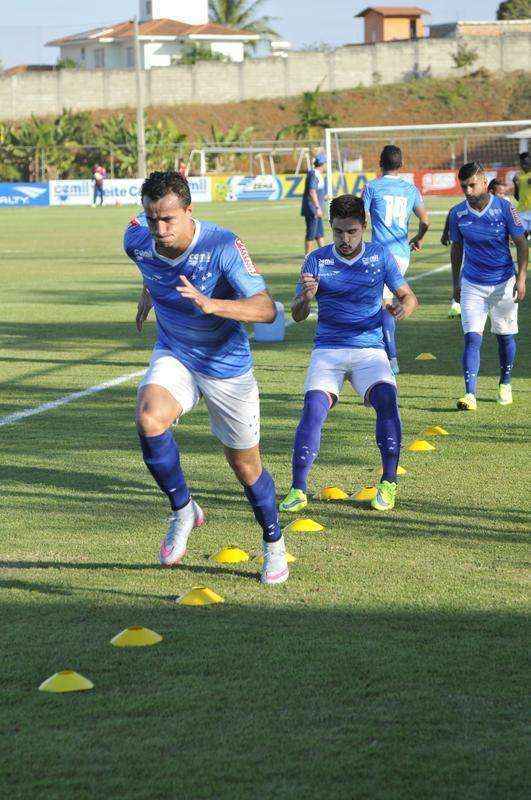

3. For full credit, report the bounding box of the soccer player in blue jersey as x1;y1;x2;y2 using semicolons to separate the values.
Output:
363;145;429;374
279;194;418;514
124;171;289;585
449;162;528;411
301;153;327;255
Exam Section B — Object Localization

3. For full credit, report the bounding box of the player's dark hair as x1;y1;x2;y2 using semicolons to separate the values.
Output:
458;161;485;181
141;170;191;206
380;145;403;171
488;178;503;193
329;194;366;224
519;152;528;162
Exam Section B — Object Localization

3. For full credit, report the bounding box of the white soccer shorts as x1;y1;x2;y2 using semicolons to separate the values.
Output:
138;349;260;449
303;347;396;405
460;276;518;335
383;254;409;301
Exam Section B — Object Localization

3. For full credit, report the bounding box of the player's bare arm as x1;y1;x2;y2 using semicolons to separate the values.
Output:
291;273;318;322
410;205;430;251
512;234;528;301
450;240;464;303
513;174;520;202
309;189;323;218
136;284;153;332
177;276;276;323
385;283;418;321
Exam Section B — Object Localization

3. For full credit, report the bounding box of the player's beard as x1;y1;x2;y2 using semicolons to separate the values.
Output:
468;192;489;209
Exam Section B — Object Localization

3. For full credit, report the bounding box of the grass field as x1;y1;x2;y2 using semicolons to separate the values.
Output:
1;199;529;800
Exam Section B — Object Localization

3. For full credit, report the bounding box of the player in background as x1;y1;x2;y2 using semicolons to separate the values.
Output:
301;153;327;256
279;195;418;515
450;162;528;411
362;145;429;374
93;164;106;206
488;178;508;198
124;171;289;585
513;152;531;237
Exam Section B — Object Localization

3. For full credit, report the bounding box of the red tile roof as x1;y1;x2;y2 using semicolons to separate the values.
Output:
3;64;56;77
47;18;258;47
356;6;430;18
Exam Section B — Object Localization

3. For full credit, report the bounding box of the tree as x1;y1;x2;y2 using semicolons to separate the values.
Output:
452;43;479;71
209;0;279;37
56;57;78;70
179;43;226;65
277;84;338;140
497;0;531;19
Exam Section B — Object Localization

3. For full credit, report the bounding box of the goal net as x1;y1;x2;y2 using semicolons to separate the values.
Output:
324;120;531;197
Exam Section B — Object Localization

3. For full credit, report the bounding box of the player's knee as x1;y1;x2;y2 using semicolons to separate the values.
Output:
368;382;397;414
225;446;262;486
303;390;333;420
464;332;482;350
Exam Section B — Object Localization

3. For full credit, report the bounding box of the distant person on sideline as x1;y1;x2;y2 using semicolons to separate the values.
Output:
513;152;531;237
93;164;107;206
301;153;327;255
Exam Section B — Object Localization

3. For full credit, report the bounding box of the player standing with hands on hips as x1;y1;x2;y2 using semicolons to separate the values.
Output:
450;162;528;411
301;153;327;255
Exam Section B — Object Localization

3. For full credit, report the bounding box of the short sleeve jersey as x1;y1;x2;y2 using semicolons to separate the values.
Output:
301;169;326;217
362;175;423;260
449;195;525;285
124;215;267;378
296;241;406;350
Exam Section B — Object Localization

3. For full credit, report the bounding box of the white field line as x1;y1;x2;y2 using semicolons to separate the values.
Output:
0;263;450;429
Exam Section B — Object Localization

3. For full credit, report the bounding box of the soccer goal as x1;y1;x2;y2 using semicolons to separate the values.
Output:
324;120;531;197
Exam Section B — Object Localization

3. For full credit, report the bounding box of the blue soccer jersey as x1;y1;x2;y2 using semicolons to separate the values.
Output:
449;195;525;285
362;175;423;260
296;241;406;349
124;215;267;378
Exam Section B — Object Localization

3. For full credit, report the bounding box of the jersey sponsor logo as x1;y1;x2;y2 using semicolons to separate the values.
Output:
134;248;152;259
235;238;259;275
317;258;335;266
457;209;469;218
510;205;524;227
362;255;380;264
188;252;211;267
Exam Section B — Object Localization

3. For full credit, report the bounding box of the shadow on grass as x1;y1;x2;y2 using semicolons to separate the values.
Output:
0;598;528;800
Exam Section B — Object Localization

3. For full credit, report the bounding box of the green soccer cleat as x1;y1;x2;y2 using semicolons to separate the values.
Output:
279;488;308;513
371;481;397;512
448;300;461;318
498;384;513;406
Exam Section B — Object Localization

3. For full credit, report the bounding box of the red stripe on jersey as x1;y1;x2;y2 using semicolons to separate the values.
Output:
128;216;140;228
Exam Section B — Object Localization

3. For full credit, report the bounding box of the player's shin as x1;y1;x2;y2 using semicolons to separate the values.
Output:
369;383;401;482
244;469;282;542
291;390;331;492
138;430;190;510
497;334;516;384
462;332;482;394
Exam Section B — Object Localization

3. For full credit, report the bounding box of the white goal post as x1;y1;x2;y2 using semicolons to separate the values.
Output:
324;119;531;199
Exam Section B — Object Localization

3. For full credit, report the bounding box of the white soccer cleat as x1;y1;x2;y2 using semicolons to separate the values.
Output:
498;384;513;406
260;536;289;586
159;499;205;567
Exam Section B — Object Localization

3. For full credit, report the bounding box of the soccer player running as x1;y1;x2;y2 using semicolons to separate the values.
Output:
450;162;528;411
279;195;418;514
362;145;429;374
513;152;531;238
301;153;327;255
124;171;289;585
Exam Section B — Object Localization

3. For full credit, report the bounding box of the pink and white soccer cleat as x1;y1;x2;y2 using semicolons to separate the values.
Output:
260;536;289;586
159;499;205;567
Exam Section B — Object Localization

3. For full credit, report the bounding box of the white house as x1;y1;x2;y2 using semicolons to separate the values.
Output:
46;0;260;68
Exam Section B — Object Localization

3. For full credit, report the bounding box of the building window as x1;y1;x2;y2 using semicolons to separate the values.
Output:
94;48;105;68
81;47;86;61
146;0;152;15
126;47;134;68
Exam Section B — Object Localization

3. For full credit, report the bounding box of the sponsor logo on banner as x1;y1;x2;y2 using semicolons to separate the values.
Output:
50;180;92;205
235;238;259;274
227;175;283;202
0;183;49;206
187;176;212;203
421;172;457;192
102;179;143;205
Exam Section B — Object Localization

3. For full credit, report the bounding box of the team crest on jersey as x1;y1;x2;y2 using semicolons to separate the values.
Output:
235;238;259;274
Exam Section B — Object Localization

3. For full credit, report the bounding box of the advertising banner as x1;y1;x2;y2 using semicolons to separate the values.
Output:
187;176;212;203
101;178;143;205
50;180;92;206
0;183;49;207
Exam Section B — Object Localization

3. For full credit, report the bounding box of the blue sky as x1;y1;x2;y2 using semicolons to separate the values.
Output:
1;0;502;68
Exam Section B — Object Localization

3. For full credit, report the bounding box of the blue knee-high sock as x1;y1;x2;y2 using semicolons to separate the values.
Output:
292;390;331;492
462;332;482;395
244;469;281;543
497;334;516;384
138;430;190;511
382;309;397;360
369;383;401;483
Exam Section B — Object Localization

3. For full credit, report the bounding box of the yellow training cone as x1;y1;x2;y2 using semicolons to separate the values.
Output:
110;626;162;647
177;586;224;606
423;426;449;436
258;552;296;565
380;465;407;476
316;486;349;501
353;486;377;501
408;439;436;452
39;670;93;693
211;546;249;564
283;518;325;533
415;352;436;360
